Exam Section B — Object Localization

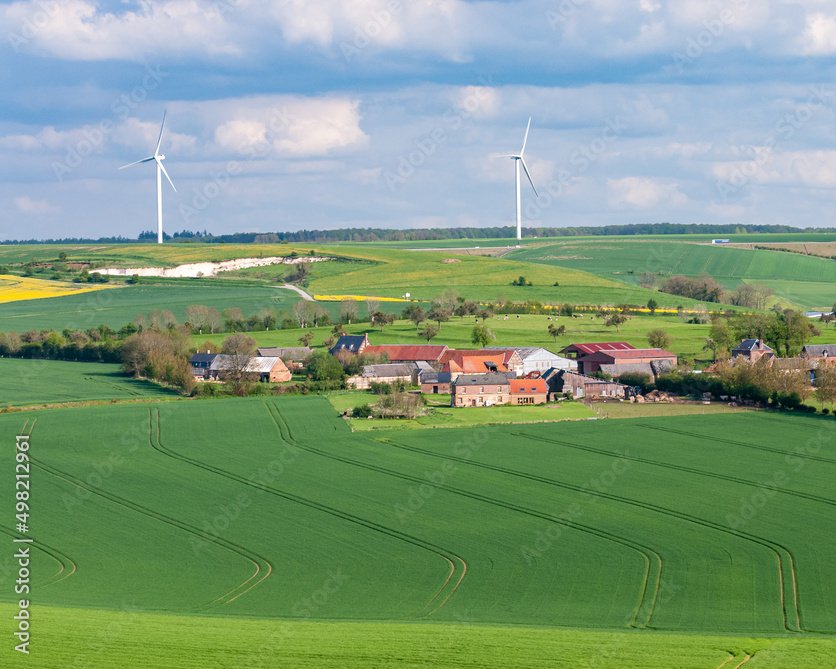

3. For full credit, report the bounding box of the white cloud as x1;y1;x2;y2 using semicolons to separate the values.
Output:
1;0;242;60
713;149;836;188
14;196;57;214
208;97;368;158
453;86;500;119
803;12;836;55
608;177;688;208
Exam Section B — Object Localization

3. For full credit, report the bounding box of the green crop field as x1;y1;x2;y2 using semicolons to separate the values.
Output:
0;358;176;408
1;397;835;666
508;239;836;309
0;242;717;310
0;282;307;332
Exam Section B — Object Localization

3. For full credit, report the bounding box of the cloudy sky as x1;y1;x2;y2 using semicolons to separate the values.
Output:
3;1;836;240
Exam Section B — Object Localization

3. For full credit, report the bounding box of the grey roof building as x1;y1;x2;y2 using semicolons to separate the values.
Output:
257;346;312;361
329;334;369;355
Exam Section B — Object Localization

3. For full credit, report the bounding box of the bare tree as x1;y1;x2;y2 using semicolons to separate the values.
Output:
340;300;358;325
365;299;380;324
220;334;258;393
293;300;310;328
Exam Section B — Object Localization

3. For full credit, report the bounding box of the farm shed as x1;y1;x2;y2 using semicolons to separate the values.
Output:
488;346;577;375
209;355;291;383
571;348;677;375
451;373;511;407
256;346;312;369
598;359;674;380
346;363;417;390
544;369;627;400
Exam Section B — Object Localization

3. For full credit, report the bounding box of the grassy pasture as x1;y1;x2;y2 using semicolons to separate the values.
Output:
509;239;836;308
191;312;836;362
5;604;835;669
327;391;596;430
192;314;715;361
0;359;176;408
0;397;835;669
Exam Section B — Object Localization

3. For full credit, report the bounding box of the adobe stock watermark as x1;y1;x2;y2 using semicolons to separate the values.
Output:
546;0;589;29
393;428;492;523
13;430;32;655
382;79;496;192
671;0;750;73
340;0;402;61
179;105;292;224
714;84;835;201
519;455;631;565
52;63;169;182
725;423;833;530
6;0;59;53
522;114;627;221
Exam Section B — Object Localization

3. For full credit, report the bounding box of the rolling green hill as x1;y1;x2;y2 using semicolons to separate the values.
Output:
0;359;176;408
1;397;835;666
509;240;836;309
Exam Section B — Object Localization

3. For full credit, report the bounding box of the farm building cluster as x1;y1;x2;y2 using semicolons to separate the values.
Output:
721;339;836;382
188;346;312;383
328;334;680;406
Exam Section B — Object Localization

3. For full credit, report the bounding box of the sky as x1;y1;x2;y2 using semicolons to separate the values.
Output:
3;1;836;240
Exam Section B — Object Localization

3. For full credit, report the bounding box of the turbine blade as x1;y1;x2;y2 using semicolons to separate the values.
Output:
156;157;176;192
520;116;532;156
118;156;155;170
520;158;538;197
154;110;167;155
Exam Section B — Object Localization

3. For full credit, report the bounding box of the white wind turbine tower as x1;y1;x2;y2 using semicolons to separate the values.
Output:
502;117;538;244
119;111;176;244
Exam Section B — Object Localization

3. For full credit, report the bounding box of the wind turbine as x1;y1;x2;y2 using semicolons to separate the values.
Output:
502;117;538;244
119;111;176;244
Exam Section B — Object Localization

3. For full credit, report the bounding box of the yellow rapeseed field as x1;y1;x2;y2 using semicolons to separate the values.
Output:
0;275;111;305
313;294;410;303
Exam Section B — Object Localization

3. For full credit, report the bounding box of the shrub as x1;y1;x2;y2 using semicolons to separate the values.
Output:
351;404;373;418
618;372;654;392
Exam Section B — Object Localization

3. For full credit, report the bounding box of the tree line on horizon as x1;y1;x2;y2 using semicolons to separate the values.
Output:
3;223;832;245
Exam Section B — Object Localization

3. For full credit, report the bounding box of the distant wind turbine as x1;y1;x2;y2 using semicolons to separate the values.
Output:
119;111;176;244
502;117;538;244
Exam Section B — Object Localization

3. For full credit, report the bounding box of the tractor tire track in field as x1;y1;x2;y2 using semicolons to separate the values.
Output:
14;420;79;587
522;426;836;509
266;404;466;615
30;424;274;610
146;411;275;607
150;407;466;618
267;403;662;628
374;430;802;633
636;423;836;466
507;431;804;633
0;524;77;588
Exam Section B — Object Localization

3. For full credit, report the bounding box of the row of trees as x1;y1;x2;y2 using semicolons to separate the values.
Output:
657;274;775;308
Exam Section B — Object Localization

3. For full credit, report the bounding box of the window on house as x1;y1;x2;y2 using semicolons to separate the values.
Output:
480;387;484;393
